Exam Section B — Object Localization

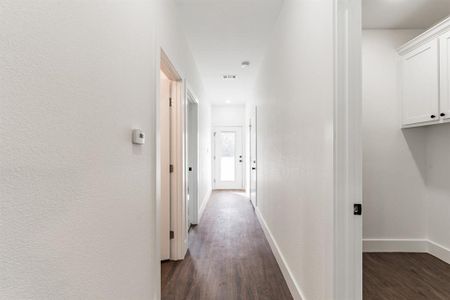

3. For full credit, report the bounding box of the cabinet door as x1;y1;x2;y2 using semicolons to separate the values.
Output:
440;31;450;120
401;39;439;126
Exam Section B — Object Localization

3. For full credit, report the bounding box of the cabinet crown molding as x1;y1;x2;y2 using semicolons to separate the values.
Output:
398;16;450;55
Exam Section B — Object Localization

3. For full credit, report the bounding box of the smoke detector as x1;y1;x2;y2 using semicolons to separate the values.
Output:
241;61;250;68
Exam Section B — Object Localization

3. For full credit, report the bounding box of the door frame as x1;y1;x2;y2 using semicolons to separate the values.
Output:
159;69;171;261
158;49;188;262
333;0;362;299
186;86;199;225
212;126;244;190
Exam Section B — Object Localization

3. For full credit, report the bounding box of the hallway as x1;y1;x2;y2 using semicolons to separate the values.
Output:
161;191;292;300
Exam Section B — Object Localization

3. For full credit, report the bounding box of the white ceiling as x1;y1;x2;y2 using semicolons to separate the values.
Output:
363;0;450;29
178;0;449;105
176;0;283;105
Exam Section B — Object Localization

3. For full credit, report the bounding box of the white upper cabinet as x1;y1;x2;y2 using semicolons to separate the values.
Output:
440;30;450;121
398;16;450;127
401;39;439;126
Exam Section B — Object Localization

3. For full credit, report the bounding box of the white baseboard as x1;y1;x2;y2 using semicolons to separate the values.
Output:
255;208;305;300
363;239;428;252
197;189;211;223
428;240;450;264
363;238;450;264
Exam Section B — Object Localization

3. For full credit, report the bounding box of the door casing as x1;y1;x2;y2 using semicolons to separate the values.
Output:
157;49;188;262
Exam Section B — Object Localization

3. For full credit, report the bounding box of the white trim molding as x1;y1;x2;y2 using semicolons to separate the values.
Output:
333;0;362;299
397;16;450;55
255;208;305;300
363;239;450;264
363;239;428;252
198;189;212;222
428;240;450;264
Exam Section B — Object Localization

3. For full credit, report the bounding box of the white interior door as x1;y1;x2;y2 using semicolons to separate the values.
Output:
249;108;257;208
213;127;243;190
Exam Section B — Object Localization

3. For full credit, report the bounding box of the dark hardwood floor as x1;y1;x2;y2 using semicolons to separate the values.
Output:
364;252;450;300
161;191;292;300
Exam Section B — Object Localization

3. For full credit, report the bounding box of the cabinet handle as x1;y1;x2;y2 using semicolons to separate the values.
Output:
431;115;436;119
441;113;446;117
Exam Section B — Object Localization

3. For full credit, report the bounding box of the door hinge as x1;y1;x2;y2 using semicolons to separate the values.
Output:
353;204;362;216
170;164;174;173
170;230;174;239
169;97;172;107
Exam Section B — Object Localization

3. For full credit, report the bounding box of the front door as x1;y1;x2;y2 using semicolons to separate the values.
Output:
213;127;243;190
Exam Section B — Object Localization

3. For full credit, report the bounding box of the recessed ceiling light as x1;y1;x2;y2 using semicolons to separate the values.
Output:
241;61;250;68
225;100;231;104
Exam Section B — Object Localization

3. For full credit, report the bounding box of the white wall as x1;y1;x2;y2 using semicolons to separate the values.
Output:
160;0;212;217
426;124;450;251
212;105;245;127
1;1;157;299
244;104;253;196
252;0;335;298
362;30;428;240
198;97;212;213
0;1;211;299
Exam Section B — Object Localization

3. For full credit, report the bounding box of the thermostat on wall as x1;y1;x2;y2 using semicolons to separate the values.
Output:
132;129;145;145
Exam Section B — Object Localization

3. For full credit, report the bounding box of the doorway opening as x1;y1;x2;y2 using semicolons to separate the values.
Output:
361;9;450;299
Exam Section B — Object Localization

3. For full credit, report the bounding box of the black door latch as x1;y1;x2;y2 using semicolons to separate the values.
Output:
354;204;362;215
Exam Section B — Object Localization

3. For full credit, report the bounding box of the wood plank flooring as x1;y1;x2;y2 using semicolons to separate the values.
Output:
161;191;292;300
364;252;450;300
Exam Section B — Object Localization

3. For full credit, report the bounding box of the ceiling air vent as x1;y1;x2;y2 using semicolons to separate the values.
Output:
223;75;237;79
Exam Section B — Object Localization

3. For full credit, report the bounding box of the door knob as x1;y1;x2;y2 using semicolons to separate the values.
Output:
252;167;256;170
431;115;436;119
441;113;446;117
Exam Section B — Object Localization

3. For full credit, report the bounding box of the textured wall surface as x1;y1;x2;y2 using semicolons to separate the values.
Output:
0;2;158;299
159;0;212;216
0;1;212;298
253;0;335;298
